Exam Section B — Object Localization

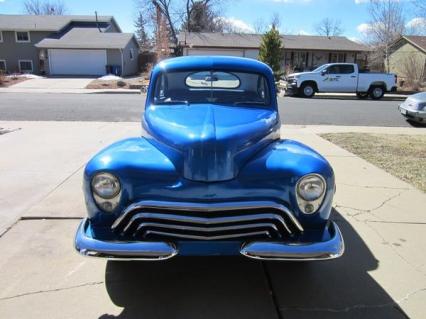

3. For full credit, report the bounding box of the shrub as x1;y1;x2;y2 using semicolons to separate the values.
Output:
0;71;5;86
117;80;127;88
400;55;425;91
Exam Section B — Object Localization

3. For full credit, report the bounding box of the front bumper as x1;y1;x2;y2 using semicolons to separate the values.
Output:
75;218;344;261
282;81;299;96
75;218;178;260
241;221;344;261
399;105;426;122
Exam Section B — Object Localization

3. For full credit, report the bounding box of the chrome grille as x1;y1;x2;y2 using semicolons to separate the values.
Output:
112;201;303;241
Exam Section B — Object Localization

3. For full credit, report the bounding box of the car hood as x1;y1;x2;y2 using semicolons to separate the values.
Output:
287;72;312;78
143;104;280;182
403;93;426;110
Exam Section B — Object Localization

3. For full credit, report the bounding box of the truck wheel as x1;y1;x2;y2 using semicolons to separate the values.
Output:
369;86;385;100
356;92;369;99
300;83;315;98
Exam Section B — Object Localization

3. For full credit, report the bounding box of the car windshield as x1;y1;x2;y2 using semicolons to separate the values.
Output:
152;70;271;106
312;64;329;72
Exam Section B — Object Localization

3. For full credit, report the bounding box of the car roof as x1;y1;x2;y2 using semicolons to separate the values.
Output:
154;56;273;77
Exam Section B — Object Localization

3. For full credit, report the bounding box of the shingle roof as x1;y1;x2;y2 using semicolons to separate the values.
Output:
0;14;113;31
404;35;426;53
35;28;136;49
178;32;370;52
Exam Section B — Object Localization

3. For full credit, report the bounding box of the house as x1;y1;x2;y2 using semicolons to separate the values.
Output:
0;14;139;76
178;32;370;71
388;35;426;82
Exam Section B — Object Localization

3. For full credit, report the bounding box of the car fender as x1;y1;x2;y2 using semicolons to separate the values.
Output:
239;139;335;224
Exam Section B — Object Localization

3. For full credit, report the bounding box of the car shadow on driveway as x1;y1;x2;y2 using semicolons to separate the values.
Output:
266;209;409;319
100;256;279;319
99;209;408;319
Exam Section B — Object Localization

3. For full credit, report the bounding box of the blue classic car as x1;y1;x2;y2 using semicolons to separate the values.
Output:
75;56;344;261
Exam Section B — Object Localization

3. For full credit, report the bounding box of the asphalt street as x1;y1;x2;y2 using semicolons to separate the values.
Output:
0;92;417;127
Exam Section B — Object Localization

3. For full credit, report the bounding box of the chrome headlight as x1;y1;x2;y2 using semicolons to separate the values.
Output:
91;172;121;212
296;174;326;214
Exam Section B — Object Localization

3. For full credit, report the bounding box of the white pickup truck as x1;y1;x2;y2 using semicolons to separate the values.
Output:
284;63;397;99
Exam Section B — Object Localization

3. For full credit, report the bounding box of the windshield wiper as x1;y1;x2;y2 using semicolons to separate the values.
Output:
233;101;266;105
157;100;189;105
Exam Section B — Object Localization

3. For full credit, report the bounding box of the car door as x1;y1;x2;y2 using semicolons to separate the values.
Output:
320;65;357;92
319;65;341;92
336;65;357;92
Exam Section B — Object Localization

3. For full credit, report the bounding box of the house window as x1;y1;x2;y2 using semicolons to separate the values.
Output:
130;48;135;60
19;60;33;73
0;60;6;72
15;31;30;43
0;31;3;43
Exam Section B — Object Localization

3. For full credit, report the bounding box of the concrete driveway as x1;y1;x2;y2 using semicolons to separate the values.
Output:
11;77;94;89
0;121;425;318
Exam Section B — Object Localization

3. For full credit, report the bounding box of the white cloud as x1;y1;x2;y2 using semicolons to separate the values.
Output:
406;17;426;29
297;30;312;35
217;17;255;33
357;23;373;34
348;36;363;43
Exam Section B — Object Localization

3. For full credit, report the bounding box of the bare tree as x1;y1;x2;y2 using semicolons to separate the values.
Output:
136;0;227;56
24;0;67;15
182;0;224;32
412;0;426;18
136;0;180;46
366;0;405;72
315;18;343;37
253;18;267;34
270;13;281;30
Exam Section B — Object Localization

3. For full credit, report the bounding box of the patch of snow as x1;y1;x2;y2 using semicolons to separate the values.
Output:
98;74;123;81
6;74;45;79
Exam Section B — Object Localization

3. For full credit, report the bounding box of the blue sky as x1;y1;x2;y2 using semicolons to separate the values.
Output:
0;0;423;40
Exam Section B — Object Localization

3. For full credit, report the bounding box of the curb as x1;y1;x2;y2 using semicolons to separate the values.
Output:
88;90;142;95
313;95;407;102
0;89;143;94
280;93;408;102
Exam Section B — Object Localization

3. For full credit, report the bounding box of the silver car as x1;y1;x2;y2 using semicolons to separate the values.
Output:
399;92;426;123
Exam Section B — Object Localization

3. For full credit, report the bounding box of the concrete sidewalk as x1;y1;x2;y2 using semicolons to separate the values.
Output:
0;121;425;318
11;78;95;89
0;87;140;94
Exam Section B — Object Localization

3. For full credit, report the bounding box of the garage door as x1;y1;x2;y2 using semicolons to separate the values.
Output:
49;49;107;75
187;49;244;57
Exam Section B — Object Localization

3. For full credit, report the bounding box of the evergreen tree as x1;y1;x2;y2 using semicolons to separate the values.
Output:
259;26;283;80
134;12;150;50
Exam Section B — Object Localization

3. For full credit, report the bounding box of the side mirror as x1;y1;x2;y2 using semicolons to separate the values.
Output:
321;70;327;76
